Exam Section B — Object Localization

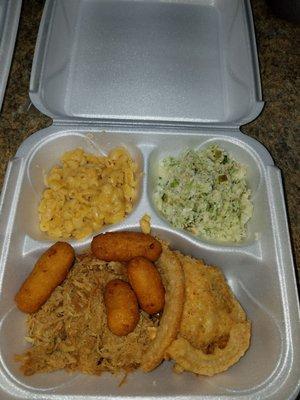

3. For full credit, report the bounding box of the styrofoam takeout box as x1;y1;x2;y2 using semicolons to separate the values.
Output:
0;0;299;399
0;0;22;112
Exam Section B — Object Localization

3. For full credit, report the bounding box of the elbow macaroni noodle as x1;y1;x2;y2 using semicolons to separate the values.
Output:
38;147;138;240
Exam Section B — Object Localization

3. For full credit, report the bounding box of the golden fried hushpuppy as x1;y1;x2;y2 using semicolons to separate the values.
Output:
91;232;162;262
104;279;139;336
15;242;75;313
127;257;165;314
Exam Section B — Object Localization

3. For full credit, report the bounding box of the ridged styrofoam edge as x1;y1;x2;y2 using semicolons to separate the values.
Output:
0;124;299;400
0;0;22;112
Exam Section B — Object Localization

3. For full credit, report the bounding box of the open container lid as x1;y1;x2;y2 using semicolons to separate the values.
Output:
30;0;264;127
0;0;22;112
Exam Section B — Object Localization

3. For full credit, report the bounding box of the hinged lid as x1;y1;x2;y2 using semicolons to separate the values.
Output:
30;0;264;127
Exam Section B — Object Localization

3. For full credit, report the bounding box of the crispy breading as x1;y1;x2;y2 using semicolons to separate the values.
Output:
166;253;251;376
166;322;251;376
127;257;165;314
141;244;185;372
91;232;162;262
104;279;140;336
15;242;75;313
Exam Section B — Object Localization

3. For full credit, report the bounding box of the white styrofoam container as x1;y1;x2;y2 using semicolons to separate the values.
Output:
0;0;22;112
0;1;299;399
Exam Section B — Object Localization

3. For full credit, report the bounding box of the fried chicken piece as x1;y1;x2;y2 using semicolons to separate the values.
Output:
166;253;251;376
141;244;185;372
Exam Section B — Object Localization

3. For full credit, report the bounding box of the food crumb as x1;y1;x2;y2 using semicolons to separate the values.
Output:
140;214;151;234
255;232;261;240
24;336;34;344
118;372;128;387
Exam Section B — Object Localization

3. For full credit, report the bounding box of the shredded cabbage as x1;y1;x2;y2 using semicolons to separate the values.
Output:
153;145;253;242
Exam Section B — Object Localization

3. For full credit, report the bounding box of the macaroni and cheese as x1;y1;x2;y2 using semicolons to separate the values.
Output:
38;147;138;240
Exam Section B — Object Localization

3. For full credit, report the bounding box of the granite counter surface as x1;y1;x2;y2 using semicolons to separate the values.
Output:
0;0;299;279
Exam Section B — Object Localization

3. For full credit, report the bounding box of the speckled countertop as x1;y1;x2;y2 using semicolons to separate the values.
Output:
0;0;299;278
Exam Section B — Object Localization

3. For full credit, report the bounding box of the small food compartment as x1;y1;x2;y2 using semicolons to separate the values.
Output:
17;130;143;243
0;0;299;399
148;136;265;246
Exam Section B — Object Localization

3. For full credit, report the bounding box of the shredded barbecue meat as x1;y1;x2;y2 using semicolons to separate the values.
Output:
16;254;158;376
